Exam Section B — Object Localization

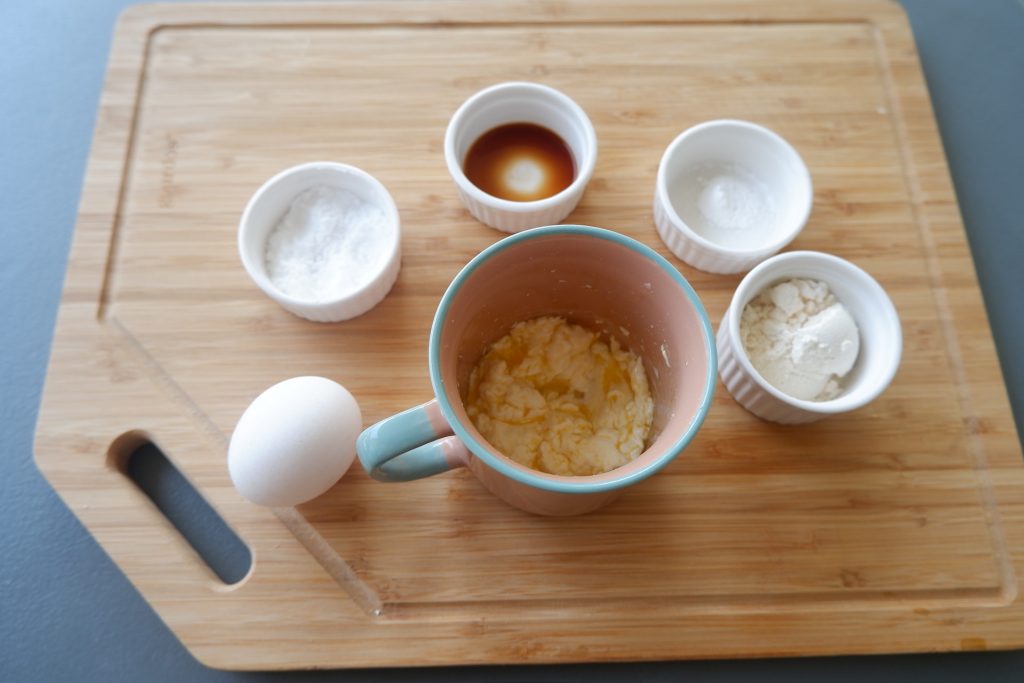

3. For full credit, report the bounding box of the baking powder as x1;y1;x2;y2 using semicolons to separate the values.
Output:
672;161;777;248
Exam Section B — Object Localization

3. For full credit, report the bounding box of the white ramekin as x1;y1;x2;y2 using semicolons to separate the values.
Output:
238;162;401;323
717;251;902;424
444;81;597;233
654;119;812;274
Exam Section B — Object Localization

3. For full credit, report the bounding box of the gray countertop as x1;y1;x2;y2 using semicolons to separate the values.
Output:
3;1;1023;680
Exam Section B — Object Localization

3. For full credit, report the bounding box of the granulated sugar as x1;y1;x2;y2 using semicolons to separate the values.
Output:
264;185;391;301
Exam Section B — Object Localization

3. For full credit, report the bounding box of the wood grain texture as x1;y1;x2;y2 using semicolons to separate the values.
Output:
34;0;1024;670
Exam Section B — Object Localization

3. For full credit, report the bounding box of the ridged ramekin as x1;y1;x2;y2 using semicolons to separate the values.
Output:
444;82;597;233
654;119;812;274
238;162;400;323
717;251;902;424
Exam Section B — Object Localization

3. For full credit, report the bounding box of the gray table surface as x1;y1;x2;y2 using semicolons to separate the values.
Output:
3;0;1023;680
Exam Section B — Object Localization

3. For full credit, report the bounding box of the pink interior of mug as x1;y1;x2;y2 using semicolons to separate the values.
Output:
436;228;713;486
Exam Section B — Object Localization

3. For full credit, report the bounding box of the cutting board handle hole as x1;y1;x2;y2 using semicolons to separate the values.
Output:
116;436;252;585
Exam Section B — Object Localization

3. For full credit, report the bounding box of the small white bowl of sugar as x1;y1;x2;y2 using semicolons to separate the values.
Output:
716;251;902;424
238;162;401;322
654;119;812;275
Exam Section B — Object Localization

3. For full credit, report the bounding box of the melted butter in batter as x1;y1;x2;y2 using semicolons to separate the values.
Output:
465;316;654;476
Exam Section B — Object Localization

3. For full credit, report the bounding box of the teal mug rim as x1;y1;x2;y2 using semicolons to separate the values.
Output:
428;224;717;494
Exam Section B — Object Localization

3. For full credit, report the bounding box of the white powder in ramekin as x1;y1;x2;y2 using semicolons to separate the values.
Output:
740;278;860;401
672;161;778;249
264;185;390;302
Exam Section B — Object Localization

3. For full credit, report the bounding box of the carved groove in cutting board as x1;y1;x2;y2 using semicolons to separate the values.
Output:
108;19;1012;614
867;24;1016;605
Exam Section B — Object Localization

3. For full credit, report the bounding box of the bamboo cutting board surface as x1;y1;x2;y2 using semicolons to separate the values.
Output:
35;0;1024;670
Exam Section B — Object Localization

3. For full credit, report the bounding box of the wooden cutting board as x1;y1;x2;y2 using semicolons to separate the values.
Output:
35;0;1024;670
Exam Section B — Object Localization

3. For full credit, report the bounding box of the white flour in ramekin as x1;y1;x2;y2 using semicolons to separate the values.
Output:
740;278;860;401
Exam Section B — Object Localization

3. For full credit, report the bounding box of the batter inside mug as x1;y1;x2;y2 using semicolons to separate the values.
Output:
464;315;655;477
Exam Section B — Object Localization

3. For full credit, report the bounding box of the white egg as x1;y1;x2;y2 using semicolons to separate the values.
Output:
228;376;361;507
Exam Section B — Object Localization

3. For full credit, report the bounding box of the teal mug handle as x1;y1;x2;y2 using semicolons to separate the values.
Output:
357;399;469;482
